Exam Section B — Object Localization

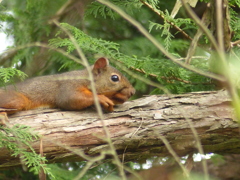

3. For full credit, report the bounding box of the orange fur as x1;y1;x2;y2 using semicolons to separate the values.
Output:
0;92;30;114
76;87;114;111
0;92;54;114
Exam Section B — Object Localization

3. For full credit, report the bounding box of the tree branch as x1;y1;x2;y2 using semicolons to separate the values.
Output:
0;90;239;169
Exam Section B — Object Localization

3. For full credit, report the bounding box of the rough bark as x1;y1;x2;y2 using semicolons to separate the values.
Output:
0;90;239;169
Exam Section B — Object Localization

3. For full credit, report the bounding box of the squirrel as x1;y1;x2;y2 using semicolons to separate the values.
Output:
0;57;135;118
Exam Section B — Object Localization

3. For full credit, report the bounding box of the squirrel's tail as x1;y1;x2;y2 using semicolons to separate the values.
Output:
0;90;30;114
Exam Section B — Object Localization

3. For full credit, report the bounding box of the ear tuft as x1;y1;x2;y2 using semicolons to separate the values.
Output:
93;57;109;70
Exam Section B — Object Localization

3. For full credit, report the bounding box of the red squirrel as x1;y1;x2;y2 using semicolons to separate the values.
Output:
0;57;135;117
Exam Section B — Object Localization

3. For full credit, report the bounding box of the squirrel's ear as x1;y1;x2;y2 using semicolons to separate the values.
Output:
93;57;109;70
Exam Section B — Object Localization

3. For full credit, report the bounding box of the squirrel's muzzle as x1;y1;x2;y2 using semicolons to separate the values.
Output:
112;85;135;104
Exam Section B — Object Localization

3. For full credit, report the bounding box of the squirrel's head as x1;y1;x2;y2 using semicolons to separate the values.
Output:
92;57;135;104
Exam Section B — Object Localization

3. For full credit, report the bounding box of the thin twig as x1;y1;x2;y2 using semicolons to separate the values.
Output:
158;135;190;178
180;111;209;180
231;39;240;46
185;9;211;64
216;0;224;52
51;20;128;180
139;0;192;41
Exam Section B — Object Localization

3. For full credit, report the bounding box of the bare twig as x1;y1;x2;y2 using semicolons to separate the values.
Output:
158;135;190;179
231;39;240;46
216;0;224;52
139;0;193;41
185;9;211;64
54;0;75;21
51;20;127;180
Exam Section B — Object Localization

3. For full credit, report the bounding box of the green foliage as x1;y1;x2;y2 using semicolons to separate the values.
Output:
48;162;120;180
47;163;79;180
50;23;120;56
0;67;27;86
230;0;240;7
229;6;240;40
149;20;173;50
0;125;53;177
1;0;67;74
210;154;225;166
85;1;117;20
0;167;38;179
85;0;142;20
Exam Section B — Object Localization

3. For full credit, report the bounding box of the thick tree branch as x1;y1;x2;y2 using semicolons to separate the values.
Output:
0;90;239;169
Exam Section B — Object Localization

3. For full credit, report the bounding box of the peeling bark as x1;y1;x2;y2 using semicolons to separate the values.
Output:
0;90;239;169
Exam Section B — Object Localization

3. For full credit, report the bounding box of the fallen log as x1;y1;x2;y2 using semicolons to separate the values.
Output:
0;90;239;169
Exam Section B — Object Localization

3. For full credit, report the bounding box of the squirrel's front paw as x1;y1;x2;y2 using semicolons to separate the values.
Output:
97;95;114;112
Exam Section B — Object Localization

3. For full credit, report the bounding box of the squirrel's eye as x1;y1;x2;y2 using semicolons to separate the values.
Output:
111;75;119;82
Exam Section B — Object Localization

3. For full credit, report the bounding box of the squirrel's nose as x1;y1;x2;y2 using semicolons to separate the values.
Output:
128;86;135;97
130;87;135;96
121;86;135;99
